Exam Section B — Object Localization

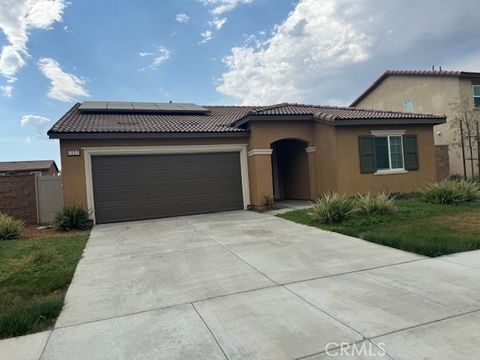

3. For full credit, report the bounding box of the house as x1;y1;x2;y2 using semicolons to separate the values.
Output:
0;160;59;176
350;70;480;179
48;101;445;224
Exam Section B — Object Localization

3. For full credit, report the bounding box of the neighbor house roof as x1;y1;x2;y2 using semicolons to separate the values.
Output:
0;160;58;173
48;102;446;139
350;70;480;107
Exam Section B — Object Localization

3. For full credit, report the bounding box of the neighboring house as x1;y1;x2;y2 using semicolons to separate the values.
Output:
0;160;59;176
48;101;444;224
350;70;480;179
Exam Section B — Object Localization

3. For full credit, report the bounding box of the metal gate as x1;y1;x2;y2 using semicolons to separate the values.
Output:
36;175;64;224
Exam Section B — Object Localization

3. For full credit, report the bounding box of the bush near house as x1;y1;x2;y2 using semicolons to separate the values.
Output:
422;180;480;205
53;205;89;231
310;193;354;224
280;190;480;257
0;213;24;241
353;192;396;215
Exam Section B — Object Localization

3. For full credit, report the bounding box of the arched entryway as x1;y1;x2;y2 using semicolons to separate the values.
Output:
271;139;310;200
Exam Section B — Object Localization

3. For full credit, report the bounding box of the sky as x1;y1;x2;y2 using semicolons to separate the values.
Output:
1;0;480;166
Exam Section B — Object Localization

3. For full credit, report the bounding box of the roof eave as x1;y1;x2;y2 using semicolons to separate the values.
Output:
48;131;250;140
330;118;446;126
233;114;314;128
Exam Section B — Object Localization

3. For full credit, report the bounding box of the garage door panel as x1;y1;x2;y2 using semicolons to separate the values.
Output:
91;152;244;223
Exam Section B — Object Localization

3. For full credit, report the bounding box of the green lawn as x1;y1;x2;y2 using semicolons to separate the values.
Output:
278;196;480;257
0;234;88;339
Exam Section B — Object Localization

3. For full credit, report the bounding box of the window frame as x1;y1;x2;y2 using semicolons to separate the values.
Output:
473;85;480;108
370;130;408;175
403;100;414;112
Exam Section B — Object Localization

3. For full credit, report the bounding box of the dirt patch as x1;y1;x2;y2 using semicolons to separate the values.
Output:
432;209;480;229
21;224;90;240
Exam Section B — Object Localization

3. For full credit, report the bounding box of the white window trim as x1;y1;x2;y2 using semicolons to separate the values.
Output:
473;85;480;108
83;144;250;224
370;130;406;136
370;132;407;175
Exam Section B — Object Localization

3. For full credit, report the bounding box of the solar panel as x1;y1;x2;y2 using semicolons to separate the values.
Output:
107;102;134;111
132;102;159;111
155;103;183;111
78;101;210;114
178;103;210;112
79;101;108;111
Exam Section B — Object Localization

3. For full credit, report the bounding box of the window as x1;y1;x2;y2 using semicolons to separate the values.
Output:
474;85;480;108
359;133;418;174
374;135;405;171
403;100;413;112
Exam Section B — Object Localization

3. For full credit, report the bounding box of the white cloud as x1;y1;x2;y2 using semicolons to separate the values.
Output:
20;114;51;141
37;57;89;102
0;0;66;82
201;0;253;15
139;46;170;70
0;45;26;81
176;13;190;23
199;30;213;44
0;85;13;97
217;0;480;105
209;17;227;30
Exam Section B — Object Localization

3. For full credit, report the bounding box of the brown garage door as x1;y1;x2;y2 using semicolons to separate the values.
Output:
91;152;244;224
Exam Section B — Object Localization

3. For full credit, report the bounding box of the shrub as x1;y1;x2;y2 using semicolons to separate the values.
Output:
449;174;464;182
354;192;396;215
262;196;275;210
53;205;89;231
462;180;480;202
310;193;354;224
0;213;24;240
422;180;480;205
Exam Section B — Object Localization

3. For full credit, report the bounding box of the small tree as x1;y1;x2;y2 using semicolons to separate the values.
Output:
450;99;480;179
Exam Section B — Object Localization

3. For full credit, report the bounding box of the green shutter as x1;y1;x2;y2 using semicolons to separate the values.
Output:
403;135;419;170
358;136;376;173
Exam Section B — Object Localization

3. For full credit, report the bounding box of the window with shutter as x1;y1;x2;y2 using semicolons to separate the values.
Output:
403;135;419;170
358;136;376;173
359;132;419;174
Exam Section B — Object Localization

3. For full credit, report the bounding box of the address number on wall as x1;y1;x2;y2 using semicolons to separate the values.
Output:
67;150;81;157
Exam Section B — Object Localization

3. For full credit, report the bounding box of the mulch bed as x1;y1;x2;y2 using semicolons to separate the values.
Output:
21;224;90;239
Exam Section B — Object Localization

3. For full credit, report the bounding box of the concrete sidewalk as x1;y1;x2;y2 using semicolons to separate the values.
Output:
2;211;480;359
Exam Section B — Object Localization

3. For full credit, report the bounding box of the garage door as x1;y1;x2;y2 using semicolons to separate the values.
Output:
91;152;244;224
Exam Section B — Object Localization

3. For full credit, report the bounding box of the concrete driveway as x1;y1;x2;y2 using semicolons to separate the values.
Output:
3;210;480;360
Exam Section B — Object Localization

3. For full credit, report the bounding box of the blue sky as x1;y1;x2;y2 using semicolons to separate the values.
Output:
1;0;480;166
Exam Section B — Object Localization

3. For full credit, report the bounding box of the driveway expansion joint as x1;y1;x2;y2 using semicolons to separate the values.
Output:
191;303;230;360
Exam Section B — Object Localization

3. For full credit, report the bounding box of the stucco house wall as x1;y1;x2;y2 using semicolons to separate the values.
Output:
59;137;248;208
59;120;439;210
334;125;436;194
354;75;479;177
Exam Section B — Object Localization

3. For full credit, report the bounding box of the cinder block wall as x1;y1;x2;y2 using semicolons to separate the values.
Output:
0;174;37;223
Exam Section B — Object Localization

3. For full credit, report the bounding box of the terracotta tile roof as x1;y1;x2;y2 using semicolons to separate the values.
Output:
350;69;480;107
48;102;445;138
49;103;254;134
0;160;57;172
248;103;442;121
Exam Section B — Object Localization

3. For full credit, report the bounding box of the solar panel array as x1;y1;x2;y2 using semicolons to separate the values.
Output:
78;101;210;114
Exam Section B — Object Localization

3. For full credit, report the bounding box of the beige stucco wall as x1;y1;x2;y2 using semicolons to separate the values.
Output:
334;125;437;194
59;137;249;208
355;75;479;177
59;121;438;211
247;121;315;205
